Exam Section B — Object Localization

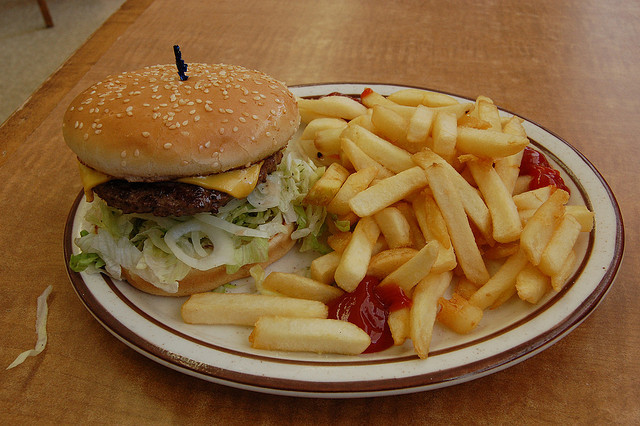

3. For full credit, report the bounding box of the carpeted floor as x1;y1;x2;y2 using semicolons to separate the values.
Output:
0;0;127;124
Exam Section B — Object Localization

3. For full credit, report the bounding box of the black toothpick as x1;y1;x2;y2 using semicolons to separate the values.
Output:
173;45;189;81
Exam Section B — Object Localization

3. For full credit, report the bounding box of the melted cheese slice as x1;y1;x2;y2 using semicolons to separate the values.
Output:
176;162;262;198
77;161;263;201
78;162;110;202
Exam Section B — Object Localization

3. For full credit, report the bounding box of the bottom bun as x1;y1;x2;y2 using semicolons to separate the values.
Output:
122;224;296;297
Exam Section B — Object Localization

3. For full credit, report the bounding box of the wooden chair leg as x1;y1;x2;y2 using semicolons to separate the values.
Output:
36;0;54;28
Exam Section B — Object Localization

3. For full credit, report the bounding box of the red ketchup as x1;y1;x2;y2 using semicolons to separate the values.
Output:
327;276;412;353
519;146;570;193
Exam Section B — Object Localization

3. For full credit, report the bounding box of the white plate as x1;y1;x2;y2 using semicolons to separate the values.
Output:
64;83;624;398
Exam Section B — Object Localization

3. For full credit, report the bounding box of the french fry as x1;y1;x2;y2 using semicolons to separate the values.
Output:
349;166;428;217
432;111;457;164
327;231;352;253
516;263;551;304
341;124;415;173
432;102;475;119
495;116;526;194
411;193;457;273
348;108;377;132
482;242;520;260
327;166;378;215
565;205;595;232
250;317;371;355
379;241;440;293
520;189;570;265
407;105;434;146
297;95;368;121
455;277;480;299
181;293;328;326
538;214;582;277
304;162;350;205
468;248;529;310
465;157;522;243
261;272;344;304
310;251;341;284
314;127;346;156
512;186;554;211
361;87;402;108
367;247;417;279
395;201;427;249
513;175;532;195
412;148;492;242
415;157;490;285
490;286;517;309
410;271;453;359
370;105;412;150
476;97;502;131
388;88;459;108
437;293;484;334
374;207;412;249
300;117;348;140
458;114;491;130
456;127;529;158
551;250;576;291
340;137;394;179
388;307;410;346
334;216;380;292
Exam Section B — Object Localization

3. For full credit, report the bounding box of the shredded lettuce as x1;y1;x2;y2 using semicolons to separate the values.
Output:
70;148;329;293
6;285;53;370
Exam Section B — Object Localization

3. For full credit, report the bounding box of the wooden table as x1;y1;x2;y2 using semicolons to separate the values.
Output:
1;0;637;422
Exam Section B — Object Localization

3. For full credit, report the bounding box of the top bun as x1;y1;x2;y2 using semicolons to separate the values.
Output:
63;63;300;181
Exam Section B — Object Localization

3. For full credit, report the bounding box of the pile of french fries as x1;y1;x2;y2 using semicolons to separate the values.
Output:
182;88;594;359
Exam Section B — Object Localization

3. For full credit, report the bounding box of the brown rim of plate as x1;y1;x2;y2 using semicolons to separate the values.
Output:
63;85;624;395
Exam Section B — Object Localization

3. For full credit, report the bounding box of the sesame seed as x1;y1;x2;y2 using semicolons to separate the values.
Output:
74;121;79;129
182;120;188;126
134;149;140;157
142;131;150;137
239;117;246;123
126;106;133;112
219;128;225;135
121;150;127;158
194;115;200;122
164;143;172;149
252;115;259;120
95;130;102;135
204;104;213;112
79;122;83;129
233;126;239;132
83;133;89;140
205;141;211;148
124;99;131;103
189;109;196;115
225;108;234;114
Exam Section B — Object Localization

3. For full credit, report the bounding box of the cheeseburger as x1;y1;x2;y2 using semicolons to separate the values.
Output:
65;63;324;296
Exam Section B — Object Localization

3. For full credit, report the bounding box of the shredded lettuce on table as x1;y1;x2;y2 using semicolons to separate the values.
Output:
69;148;329;293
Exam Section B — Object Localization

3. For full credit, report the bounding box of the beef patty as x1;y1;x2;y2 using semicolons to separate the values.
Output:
93;149;284;217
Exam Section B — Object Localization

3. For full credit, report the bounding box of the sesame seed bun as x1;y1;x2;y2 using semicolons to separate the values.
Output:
63;63;300;181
